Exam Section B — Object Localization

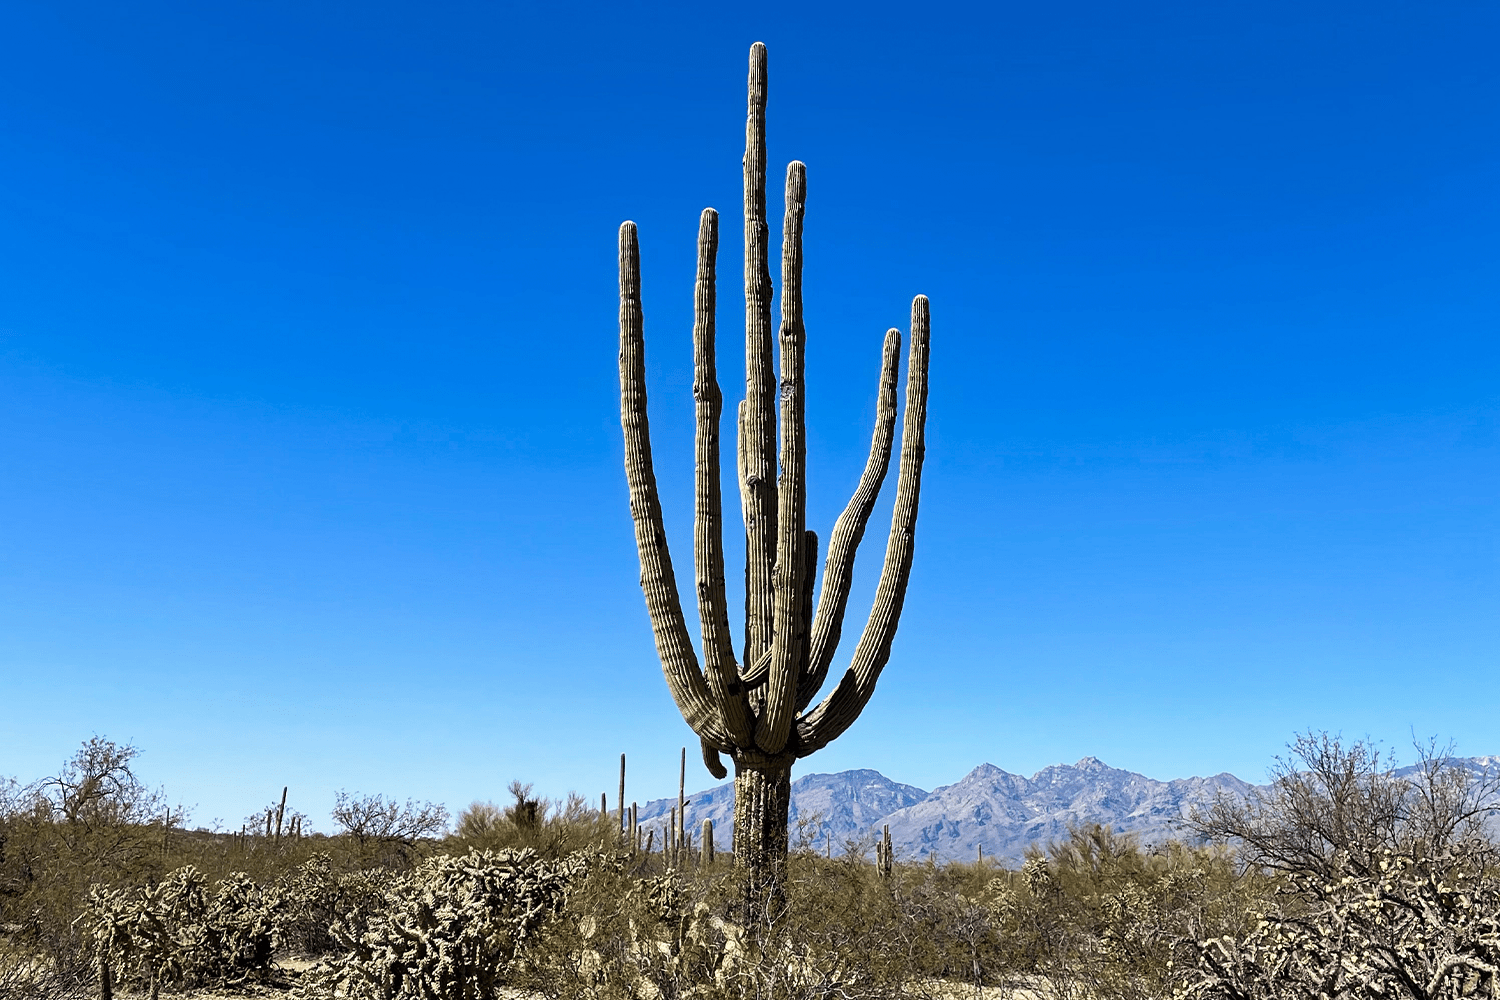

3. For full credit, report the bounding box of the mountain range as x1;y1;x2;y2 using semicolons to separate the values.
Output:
629;758;1256;865
630;754;1500;865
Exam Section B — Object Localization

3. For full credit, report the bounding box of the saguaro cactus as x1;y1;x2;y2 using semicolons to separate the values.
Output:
617;41;930;918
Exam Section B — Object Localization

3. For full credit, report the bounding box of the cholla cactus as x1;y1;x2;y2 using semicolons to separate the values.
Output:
79;864;286;994
307;848;584;1000
617;41;930;920
1181;844;1500;999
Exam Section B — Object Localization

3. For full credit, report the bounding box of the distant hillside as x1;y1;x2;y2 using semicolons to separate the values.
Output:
627;755;1500;865
632;768;927;852
630;757;1255;864
880;758;1255;864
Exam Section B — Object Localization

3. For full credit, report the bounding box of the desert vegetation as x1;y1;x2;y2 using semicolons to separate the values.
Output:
4;732;1500;999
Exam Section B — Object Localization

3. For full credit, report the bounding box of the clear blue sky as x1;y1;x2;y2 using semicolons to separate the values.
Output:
2;1;1496;832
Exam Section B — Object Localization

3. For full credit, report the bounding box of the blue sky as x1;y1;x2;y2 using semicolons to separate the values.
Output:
2;1;1496;832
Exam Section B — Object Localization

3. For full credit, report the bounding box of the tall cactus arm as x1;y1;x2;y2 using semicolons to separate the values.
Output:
757;160;809;755
618;221;733;749
691;208;753;746
799;529;818;665
795;295;930;756
742;40;779;676
797;328;901;711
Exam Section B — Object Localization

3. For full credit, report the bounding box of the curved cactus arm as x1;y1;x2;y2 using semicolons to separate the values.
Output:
796;328;901;711
691;208;753;746
742;41;779;679
757;160;809;755
618;220;733;749
700;738;729;780
795;295;930;756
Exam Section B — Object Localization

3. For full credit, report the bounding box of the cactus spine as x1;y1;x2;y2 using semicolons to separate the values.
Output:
617;41;930;920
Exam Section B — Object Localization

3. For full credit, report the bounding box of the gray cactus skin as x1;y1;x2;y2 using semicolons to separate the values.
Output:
617;41;930;917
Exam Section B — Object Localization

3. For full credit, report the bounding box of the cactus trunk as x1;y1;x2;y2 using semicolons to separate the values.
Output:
732;759;792;920
617;41;929;930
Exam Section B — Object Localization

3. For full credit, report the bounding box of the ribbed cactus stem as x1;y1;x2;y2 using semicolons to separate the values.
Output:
799;330;900;710
619;223;733;749
741;41;777;682
703;819;714;866
678;746;687;850
795;296;930;755
618;754;626;834
274;786;287;844
692;209;751;748
756;159;807;755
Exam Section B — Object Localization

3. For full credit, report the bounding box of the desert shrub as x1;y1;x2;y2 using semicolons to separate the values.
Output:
1179;733;1500;999
521;846;970;1000
0;739;171;988
277;852;389;956
1181;842;1500;999
1191;733;1500;882
331;792;450;868
296;847;585;1000
528;861;753;999
985;825;1257;1000
453;786;613;858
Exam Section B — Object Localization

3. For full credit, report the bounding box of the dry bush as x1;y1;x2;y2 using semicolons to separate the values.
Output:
454;785;612;858
1180;734;1500;999
0;738;172;990
518;843;1006;1000
330;792;449;867
983;825;1257;1000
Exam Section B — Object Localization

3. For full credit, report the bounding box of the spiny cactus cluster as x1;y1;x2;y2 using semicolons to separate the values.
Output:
300;848;586;1000
81;864;287;995
1181;845;1500;1000
571;867;876;998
